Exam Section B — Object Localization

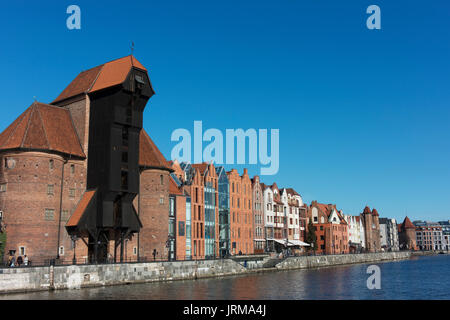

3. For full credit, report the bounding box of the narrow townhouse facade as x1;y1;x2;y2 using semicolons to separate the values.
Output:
215;166;230;257
271;183;288;252
252;176;265;254
227;169;253;255
308;201;349;255
379;218;399;252
179;162;205;259
343;215;366;253
261;183;275;252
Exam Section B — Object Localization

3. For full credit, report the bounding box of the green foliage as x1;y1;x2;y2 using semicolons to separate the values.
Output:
0;232;6;261
306;220;317;251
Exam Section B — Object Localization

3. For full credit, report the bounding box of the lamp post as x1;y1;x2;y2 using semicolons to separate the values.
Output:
71;235;78;265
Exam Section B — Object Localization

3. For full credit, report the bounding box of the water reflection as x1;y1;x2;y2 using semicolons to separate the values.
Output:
1;255;449;300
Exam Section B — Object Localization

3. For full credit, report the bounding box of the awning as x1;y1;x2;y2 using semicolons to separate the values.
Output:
288;240;310;247
266;238;310;247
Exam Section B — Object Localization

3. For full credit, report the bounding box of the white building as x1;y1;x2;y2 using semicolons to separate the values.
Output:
343;215;365;252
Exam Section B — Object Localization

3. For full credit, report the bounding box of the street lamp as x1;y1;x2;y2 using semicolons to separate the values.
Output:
71;235;78;265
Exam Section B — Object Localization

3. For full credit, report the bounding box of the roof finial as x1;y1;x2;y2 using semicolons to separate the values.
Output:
130;41;135;56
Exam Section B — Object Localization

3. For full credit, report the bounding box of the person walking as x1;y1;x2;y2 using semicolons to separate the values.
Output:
16;255;23;267
10;255;15;267
24;255;29;266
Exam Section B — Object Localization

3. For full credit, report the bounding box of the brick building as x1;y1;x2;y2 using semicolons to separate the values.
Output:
0;56;173;264
360;206;381;253
308;201;349;255
251;176;264;253
398;216;418;251
227;168;253;255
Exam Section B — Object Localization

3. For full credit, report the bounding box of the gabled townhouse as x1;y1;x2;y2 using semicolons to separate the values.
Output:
308;201;349;255
261;183;275;252
179;162;205;259
227;168;253;255
215;166;230;257
251;176;265;254
343;215;366;253
379;218;399;252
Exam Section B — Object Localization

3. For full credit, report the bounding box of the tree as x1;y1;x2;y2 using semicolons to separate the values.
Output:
306;220;317;254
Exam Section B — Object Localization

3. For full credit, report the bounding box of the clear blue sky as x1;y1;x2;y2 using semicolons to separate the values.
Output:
1;1;449;222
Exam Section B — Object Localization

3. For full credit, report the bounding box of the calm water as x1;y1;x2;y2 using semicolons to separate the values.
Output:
1;255;449;300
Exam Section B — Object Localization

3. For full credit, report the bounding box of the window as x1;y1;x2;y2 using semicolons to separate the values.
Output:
70;164;75;175
59;246;64;256
122;127;129;146
49;160;54;170
160;175;164;185
19;246;26;256
0;183;6;192
159;196;164;204
179;221;185;236
47;184;54;195
133;247;137;255
45;209;54;221
61;210;69;221
69;188;75;198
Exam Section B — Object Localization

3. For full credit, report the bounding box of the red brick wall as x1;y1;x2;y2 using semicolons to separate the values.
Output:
0;151;87;264
175;195;186;260
128;168;170;261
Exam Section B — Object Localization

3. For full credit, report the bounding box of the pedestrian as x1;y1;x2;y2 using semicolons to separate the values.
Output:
7;255;12;267
16;255;23;267
10;255;15;267
24;255;29;266
152;249;157;261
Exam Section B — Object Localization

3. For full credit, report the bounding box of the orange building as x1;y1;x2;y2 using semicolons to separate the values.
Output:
308;201;349;255
227;168;253;255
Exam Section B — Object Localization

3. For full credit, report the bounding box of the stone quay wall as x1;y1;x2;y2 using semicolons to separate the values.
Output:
0;251;411;294
275;251;411;270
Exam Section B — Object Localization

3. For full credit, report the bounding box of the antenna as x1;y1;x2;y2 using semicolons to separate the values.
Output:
130;41;135;55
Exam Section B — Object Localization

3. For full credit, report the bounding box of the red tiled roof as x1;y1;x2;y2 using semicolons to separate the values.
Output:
363;206;371;214
402;216;415;229
372;208;379;216
66;189;96;227
286;188;300;196
0;102;85;158
192;163;209;175
53;55;147;103
139;129;172;171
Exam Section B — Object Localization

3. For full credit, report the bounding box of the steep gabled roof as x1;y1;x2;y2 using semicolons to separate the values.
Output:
53;55;147;103
192;163;209;175
401;216;415;229
0;102;85;158
139;129;173;172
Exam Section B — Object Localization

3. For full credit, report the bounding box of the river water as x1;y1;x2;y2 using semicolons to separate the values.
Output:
1;254;449;300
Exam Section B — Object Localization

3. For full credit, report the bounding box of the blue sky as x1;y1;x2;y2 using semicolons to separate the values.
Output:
0;1;449;222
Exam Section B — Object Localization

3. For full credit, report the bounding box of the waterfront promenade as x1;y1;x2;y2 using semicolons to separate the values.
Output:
0;251;415;294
